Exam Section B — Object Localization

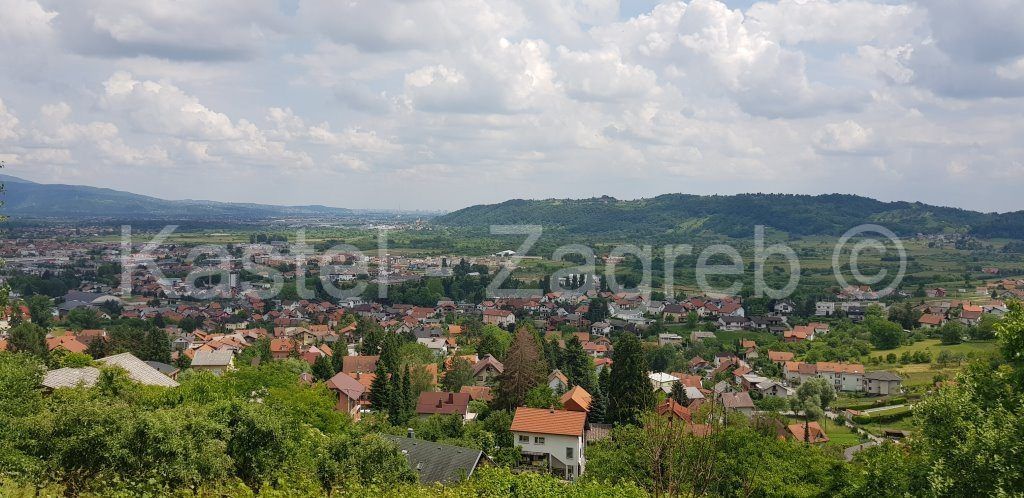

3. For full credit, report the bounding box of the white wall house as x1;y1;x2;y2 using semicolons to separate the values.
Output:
510;407;587;481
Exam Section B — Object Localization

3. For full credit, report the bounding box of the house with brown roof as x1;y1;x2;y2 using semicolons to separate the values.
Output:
325;371;366;420
768;350;795;365
720;391;755;417
547;369;569;392
482;309;515;327
510;407;587;480
788;421;829;444
416;392;472;420
460;385;493;402
919;313;945;329
559;386;592;413
472;355;504;385
342;355;379;374
655;398;691;422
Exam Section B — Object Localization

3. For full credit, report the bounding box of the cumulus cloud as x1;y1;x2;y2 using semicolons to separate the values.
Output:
0;0;1023;211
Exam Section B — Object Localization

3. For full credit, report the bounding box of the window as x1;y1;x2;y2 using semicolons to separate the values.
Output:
518;435;529;443
534;436;545;444
566;447;574;459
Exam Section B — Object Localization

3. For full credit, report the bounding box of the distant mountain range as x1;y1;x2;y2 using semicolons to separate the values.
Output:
0;174;354;220
435;194;1024;239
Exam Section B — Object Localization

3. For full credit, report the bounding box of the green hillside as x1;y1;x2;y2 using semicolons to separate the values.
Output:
0;176;352;220
435;193;1024;239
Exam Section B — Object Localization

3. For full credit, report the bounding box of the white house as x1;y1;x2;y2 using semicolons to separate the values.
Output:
862;371;902;396
815;301;836;317
648;372;678;393
417;337;449;357
510;407;588;480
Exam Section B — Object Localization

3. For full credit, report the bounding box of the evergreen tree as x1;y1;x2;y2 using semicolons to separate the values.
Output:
143;328;172;364
401;365;414;421
590;381;607;423
368;361;390;411
312;354;335;381
86;337;110;359
599;365;611;396
495;327;546;410
9;322;47;358
670;381;689;405
387;368;405;425
379;332;400;374
561;336;595;392
607;333;655;425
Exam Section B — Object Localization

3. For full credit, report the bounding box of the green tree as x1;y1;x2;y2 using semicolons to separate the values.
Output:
312;354;335;381
477;324;512;361
65;307;101;330
441;356;475;392
25;295;54;328
607;333;655;425
524;385;560;409
495;327;545;410
866;315;904;350
940;321;964;345
368;361;390;411
794;377;836;441
560;335;595;391
8;322;47;358
143;327;172;363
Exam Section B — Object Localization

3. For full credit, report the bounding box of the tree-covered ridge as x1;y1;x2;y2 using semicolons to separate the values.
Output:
435;193;1024;239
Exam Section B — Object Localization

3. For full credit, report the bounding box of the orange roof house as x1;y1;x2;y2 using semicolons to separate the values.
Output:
788;421;829;444
510;407;587;437
559;386;593;412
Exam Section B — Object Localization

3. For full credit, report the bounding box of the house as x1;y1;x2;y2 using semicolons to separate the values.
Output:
46;335;88;354
190;350;235;375
918;314;945;328
510;407;588;481
548;369;569;392
768;350;795;366
482;309;516;327
755;380;794;398
720;392;755;418
662;303;689;321
416;392;472;420
784;325;816;342
648;372;678;393
471;355;504;385
269;338;296;359
590;321;611;336
788;421;829;444
816;362;865;392
42;353;179;389
460;385;493;402
815;302;836;317
342;355;379;374
773;300;795;315
559;386;592;413
717;316;750;331
690;331;716;343
385;433;487;485
655;398;691;422
657;333;684;346
862;371;902;395
417;337;450;356
325;371;366;420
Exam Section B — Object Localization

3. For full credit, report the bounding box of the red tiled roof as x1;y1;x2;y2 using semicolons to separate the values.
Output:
510;407;587;436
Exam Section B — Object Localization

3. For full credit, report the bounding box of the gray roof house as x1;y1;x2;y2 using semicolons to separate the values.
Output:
42;352;179;389
385;433;488;484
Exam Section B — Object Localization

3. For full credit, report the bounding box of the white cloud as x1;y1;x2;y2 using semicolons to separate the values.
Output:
814;120;878;155
0;0;1023;211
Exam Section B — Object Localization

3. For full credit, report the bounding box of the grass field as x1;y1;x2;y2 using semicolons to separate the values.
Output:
865;339;999;388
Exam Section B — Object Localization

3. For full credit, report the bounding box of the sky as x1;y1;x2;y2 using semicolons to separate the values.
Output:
0;0;1023;212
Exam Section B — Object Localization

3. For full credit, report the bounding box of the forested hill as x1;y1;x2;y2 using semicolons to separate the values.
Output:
435;194;1024;239
0;174;354;220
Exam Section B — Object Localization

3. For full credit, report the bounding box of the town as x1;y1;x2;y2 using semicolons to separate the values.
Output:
1;222;1020;495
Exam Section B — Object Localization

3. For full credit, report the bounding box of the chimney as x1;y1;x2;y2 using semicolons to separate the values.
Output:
407;428;415;439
